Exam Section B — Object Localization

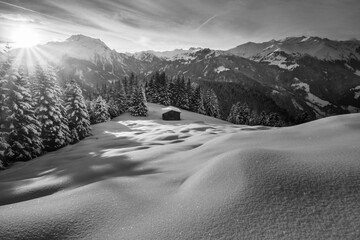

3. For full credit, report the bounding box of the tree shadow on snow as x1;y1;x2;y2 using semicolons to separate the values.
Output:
0;144;158;206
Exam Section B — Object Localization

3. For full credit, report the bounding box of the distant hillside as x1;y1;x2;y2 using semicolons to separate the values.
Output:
7;35;360;121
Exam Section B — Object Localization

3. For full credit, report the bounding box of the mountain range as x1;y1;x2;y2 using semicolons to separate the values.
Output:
8;34;360;120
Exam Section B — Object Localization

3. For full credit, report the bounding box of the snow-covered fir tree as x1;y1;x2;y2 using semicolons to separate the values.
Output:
203;88;220;118
91;96;110;124
130;87;148;117
189;85;205;114
185;79;193;110
154;72;170;105
267;112;284;127
115;81;128;114
0;44;13;167
4;71;43;161
64;80;91;143
60;97;72;145
168;79;177;106
34;64;71;152
107;99;120;119
177;77;189;109
145;76;156;103
227;102;251;125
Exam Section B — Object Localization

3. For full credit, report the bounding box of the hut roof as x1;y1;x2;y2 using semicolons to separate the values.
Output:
161;106;181;113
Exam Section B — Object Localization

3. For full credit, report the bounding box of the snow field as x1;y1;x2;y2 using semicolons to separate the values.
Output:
1;104;360;239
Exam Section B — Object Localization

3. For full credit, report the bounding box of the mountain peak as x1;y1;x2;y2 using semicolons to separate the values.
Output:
66;34;109;49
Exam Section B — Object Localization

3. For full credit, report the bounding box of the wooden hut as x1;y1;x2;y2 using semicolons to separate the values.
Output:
162;106;181;120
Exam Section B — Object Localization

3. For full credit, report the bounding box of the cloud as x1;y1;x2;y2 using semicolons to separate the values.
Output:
0;0;359;51
195;15;218;32
0;13;35;22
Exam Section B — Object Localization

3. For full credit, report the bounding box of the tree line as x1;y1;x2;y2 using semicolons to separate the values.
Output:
145;71;220;118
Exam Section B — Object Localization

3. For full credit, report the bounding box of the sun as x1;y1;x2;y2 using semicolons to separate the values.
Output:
11;26;41;48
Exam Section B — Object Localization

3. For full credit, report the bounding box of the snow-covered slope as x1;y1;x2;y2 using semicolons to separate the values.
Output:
1;103;360;239
229;36;360;62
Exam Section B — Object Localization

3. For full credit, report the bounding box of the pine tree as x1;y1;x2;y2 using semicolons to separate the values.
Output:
34;64;70;152
169;79;177;106
4;71;43;161
60;98;72;145
129;87;148;117
0;44;12;126
203;88;220;118
267;112;284;127
64;80;91;143
178;76;189;109
0;44;13;166
86;100;96;124
108;99;120;119
189;85;205;114
185;79;193;110
114;81;128;114
145;76;156;103
227;102;251;125
153;71;170;105
92;96;110;123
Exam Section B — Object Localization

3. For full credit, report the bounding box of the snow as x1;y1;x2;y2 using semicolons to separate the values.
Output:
351;85;360;99
300;36;311;42
291;98;304;110
161;106;181;113
343;105;360;113
344;63;354;71
263;44;274;51
143;48;202;61
354;92;360;100
1;103;360;239
264;54;299;70
214;66;230;73
36;35;126;67
292;82;331;107
230;37;360;62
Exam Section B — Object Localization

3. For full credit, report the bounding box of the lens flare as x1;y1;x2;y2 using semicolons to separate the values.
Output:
11;26;41;48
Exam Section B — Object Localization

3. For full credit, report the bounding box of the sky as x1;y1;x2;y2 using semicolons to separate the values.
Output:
0;0;360;52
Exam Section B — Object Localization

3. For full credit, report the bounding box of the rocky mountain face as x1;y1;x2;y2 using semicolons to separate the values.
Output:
9;35;360;120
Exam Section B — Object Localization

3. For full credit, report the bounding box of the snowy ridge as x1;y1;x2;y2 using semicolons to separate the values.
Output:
134;48;228;62
132;52;159;62
140;47;202;60
229;36;360;62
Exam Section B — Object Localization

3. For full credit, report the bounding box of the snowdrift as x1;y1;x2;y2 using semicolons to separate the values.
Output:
1;103;360;239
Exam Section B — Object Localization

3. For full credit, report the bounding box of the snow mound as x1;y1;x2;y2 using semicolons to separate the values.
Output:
214;66;230;73
1;104;360;239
